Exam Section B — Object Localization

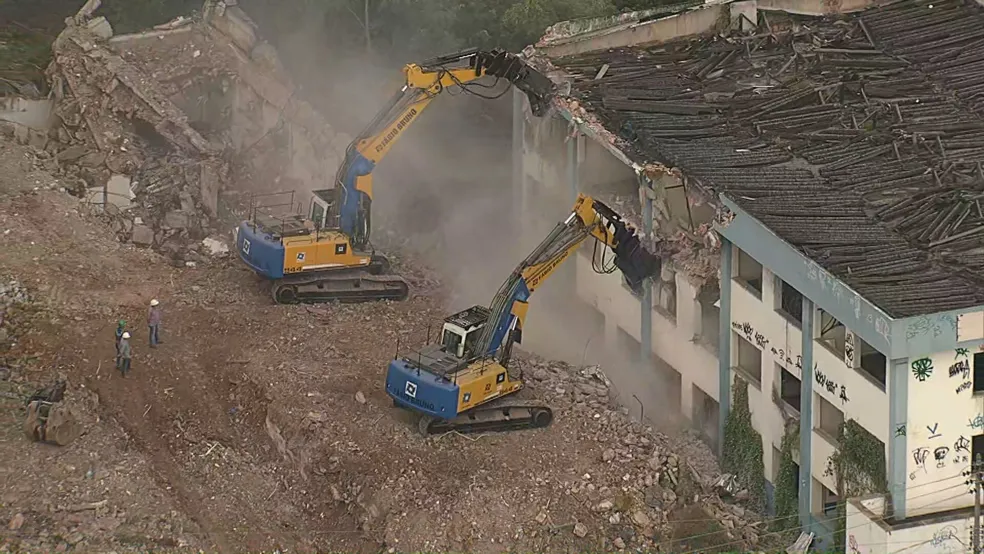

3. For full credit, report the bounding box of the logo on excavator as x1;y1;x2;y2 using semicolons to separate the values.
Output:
404;381;417;398
242;238;251;255
526;256;566;290
375;108;418;154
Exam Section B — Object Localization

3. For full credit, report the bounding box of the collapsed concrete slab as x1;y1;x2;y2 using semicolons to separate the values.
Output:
33;0;351;262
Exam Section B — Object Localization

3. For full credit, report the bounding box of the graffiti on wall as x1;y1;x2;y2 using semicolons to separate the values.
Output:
929;525;960;549
895;423;906;437
844;330;855;367
909;429;973;480
969;414;984;431
911;357;934;382
729;319;850;403
804;259;891;345
815;366;849;404
906;314;958;341
848;534;861;554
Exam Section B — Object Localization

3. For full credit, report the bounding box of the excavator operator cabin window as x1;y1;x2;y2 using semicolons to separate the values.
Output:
311;201;325;229
463;330;479;359
442;329;463;357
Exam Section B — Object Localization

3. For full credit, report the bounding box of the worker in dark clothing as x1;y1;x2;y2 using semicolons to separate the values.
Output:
148;299;163;347
115;319;126;354
117;331;132;377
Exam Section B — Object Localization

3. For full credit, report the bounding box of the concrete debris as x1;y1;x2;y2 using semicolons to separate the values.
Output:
25;0;350;264
573;522;588;537
519;353;761;546
0;280;30;310
201;237;229;256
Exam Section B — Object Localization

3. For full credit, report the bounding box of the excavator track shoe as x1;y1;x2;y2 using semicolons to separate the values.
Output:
271;269;409;305
417;398;553;436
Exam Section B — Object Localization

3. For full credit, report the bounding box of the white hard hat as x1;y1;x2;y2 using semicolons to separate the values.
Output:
122;331;131;339
150;299;159;306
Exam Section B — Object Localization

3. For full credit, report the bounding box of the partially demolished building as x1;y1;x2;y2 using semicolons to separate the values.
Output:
4;0;351;263
517;0;984;550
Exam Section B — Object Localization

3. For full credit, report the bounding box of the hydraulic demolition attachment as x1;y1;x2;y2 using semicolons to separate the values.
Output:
384;193;661;435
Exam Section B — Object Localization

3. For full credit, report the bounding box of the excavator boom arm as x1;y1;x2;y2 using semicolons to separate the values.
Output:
474;193;661;358
335;49;555;248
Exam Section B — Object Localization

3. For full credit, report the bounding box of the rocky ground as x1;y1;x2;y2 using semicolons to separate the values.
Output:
0;136;771;553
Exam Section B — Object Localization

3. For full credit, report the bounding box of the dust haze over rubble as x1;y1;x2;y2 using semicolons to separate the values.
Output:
239;9;680;422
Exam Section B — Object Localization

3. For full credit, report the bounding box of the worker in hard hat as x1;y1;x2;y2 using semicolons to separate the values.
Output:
117;331;132;377
148;299;163;348
115;319;126;355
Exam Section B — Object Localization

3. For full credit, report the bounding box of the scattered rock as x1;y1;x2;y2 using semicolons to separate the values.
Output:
355;391;366;404
630;510;651;527
201;237;229;256
613;536;626;549
8;512;24;530
131;225;154;247
573;522;587;538
602;448;615;462
55;145;89;163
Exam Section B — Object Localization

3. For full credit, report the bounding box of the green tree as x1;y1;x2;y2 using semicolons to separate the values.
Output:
500;0;615;50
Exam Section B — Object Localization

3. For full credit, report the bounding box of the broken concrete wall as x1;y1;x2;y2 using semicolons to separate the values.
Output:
0;97;55;131
29;0;349;264
536;0;892;57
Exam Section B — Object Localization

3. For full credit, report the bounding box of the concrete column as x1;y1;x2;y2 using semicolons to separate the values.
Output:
511;88;525;236
565;129;580;289
889;357;909;519
799;297;816;530
641;174;653;366
566;129;579;203
717;238;733;459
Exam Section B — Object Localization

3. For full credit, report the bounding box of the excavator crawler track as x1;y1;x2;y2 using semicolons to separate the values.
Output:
417;397;553;436
272;256;410;304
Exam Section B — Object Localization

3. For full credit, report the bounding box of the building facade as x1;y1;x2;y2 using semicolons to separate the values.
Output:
515;0;984;552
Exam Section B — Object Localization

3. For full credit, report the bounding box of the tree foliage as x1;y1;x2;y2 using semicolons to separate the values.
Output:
245;0;683;59
721;376;766;513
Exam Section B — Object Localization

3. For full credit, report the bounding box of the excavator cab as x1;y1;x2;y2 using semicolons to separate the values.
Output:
439;305;490;359
308;189;339;231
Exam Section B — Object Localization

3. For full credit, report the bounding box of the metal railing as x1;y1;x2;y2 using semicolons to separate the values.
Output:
391;316;506;383
244;190;303;240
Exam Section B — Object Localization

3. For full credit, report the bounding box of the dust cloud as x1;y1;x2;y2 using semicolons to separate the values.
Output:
242;7;685;430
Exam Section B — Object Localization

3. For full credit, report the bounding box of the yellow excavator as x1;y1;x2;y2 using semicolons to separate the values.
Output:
235;49;555;304
385;193;662;435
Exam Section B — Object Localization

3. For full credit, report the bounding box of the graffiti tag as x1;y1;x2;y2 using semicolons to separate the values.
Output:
930;525;960;549
912;447;930;470
848;534;860;554
814;366;849;404
956;347;970;359
895;424;906;437
949;360;970;379
927;423;942;439
934;446;950;468
911;357;933;382
969;414;984;430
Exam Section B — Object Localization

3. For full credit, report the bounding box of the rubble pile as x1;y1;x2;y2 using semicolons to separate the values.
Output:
0;279;30;348
519;354;761;549
6;0;351;265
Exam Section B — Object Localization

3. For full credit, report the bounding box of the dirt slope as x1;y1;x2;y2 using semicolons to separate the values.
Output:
0;136;756;554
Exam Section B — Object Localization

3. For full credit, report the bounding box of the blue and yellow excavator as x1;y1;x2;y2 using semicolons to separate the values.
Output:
385;193;662;435
234;49;555;304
